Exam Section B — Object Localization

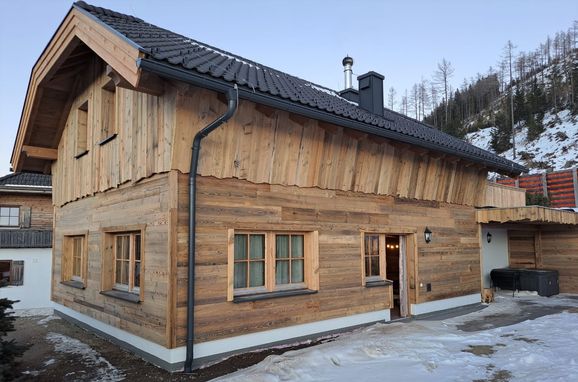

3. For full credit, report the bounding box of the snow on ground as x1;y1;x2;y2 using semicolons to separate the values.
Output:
37;314;61;326
214;293;578;382
467;110;578;173
46;332;125;382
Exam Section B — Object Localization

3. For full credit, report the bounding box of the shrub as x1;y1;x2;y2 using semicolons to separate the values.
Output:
0;297;28;381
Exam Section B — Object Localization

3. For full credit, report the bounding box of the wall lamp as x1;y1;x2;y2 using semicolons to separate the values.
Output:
487;232;492;243
424;227;432;244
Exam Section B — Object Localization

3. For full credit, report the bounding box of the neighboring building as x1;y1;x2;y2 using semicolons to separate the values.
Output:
497;167;578;208
9;1;576;372
0;172;52;312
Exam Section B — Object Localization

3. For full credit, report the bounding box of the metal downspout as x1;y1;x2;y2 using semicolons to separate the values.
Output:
184;85;238;373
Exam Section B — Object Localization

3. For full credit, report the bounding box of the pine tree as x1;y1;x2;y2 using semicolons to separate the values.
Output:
490;111;513;153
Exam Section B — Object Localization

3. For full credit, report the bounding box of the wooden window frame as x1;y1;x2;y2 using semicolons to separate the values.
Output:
0;260;24;286
98;80;117;145
61;232;89;288
360;232;398;286
75;100;89;158
101;225;145;303
227;229;319;302
0;206;20;228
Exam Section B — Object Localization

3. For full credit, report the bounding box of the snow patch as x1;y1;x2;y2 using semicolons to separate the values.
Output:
46;332;125;382
13;308;54;317
467;110;578;173
214;293;578;382
37;315;61;326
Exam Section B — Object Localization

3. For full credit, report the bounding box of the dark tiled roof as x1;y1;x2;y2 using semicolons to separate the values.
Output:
0;172;52;187
73;1;526;174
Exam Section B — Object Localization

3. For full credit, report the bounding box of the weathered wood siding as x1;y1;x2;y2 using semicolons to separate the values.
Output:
52;58;176;207
174;174;480;345
508;231;536;269
541;226;578;293
52;173;173;346
484;182;526;208
51;63;488;208
174;86;489;206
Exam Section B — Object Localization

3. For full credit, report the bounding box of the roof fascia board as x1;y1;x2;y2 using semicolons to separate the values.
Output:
138;58;524;176
11;7;145;172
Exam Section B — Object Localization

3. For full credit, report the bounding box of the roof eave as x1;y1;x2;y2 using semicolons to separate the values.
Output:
138;58;526;177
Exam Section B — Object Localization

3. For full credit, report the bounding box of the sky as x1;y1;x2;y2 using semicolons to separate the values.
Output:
0;0;576;176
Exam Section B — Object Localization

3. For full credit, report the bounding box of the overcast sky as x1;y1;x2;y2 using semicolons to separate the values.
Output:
0;0;576;176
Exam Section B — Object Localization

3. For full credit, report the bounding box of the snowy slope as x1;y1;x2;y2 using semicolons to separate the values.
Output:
213;293;578;382
466;110;578;173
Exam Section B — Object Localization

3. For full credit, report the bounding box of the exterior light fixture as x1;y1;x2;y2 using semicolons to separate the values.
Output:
487;232;492;243
424;227;432;244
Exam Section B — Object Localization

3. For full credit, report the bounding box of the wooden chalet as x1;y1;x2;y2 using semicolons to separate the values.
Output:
13;1;576;371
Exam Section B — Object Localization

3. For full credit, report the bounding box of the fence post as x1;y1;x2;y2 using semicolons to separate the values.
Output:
572;167;578;208
541;173;548;197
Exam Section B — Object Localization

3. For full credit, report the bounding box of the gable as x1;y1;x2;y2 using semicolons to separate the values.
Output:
11;5;144;173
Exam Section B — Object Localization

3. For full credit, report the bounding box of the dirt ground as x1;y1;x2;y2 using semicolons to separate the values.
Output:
7;314;327;382
7;295;578;381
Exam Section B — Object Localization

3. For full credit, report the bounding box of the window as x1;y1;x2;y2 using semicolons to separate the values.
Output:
101;227;144;302
228;230;318;301
0;206;19;227
75;100;88;157
0;260;24;286
364;234;382;280
99;81;117;143
113;232;141;294
62;234;88;288
361;233;400;285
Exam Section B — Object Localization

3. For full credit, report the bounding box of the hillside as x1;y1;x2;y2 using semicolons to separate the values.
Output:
466;109;578;173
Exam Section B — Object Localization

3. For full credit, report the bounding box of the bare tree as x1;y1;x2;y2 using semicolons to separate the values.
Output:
430;83;439;127
410;83;419;119
418;79;430;120
503;40;516;159
434;58;454;128
387;87;396;110
400;89;408;115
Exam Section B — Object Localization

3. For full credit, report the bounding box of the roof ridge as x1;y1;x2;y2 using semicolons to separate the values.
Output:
74;1;144;23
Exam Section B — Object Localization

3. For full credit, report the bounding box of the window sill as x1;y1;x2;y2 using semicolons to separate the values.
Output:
100;289;140;303
233;288;317;303
61;280;85;290
98;133;117;146
74;150;89;159
365;280;393;288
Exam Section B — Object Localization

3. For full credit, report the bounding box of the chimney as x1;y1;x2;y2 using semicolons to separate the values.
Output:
339;56;359;103
357;71;384;116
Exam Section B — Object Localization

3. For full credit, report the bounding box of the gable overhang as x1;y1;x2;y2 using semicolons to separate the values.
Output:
476;206;578;226
11;4;145;173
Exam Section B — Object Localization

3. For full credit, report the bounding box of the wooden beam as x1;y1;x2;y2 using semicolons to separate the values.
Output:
288;113;309;126
255;103;277;117
22;145;58;160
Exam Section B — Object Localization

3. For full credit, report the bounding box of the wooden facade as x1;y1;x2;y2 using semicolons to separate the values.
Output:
12;5;546;367
484;182;526;208
40;53;488;349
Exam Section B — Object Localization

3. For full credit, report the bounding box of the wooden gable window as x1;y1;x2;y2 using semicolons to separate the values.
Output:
62;233;88;288
0;260;24;286
101;226;144;303
75;100;89;158
99;81;117;144
0;206;20;227
228;230;319;302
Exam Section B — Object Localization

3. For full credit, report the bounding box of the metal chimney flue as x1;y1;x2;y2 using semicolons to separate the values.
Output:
342;56;354;89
